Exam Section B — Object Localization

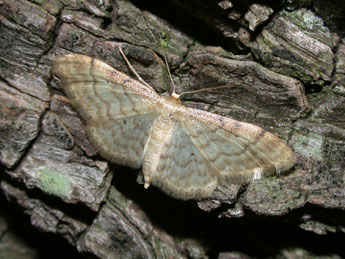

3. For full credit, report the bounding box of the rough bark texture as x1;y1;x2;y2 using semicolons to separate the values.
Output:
1;0;345;258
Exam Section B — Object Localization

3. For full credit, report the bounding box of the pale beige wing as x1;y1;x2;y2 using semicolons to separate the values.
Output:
176;107;297;184
53;54;160;168
149;123;217;200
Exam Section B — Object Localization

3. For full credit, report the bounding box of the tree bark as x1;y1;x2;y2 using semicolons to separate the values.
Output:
1;0;345;258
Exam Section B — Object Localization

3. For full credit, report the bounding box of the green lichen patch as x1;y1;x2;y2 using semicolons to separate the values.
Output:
159;38;169;48
291;132;324;161
36;167;72;197
241;176;307;215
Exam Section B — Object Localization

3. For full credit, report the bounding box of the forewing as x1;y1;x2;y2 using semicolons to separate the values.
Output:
177;108;297;184
53;54;160;168
53;54;159;120
150;123;217;200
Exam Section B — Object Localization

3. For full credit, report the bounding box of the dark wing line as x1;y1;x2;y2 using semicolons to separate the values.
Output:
179;106;279;170
177;117;272;179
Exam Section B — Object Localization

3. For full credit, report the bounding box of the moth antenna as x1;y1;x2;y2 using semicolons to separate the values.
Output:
163;53;180;99
179;85;235;98
118;47;153;90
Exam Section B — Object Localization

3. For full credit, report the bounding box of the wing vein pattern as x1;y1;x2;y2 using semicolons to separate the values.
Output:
53;54;160;168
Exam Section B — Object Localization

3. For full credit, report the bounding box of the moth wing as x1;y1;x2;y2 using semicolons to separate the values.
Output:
150;123;217;200
177;107;297;184
53;54;160;168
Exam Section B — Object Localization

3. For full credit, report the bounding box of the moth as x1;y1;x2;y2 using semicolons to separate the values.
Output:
52;49;296;200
